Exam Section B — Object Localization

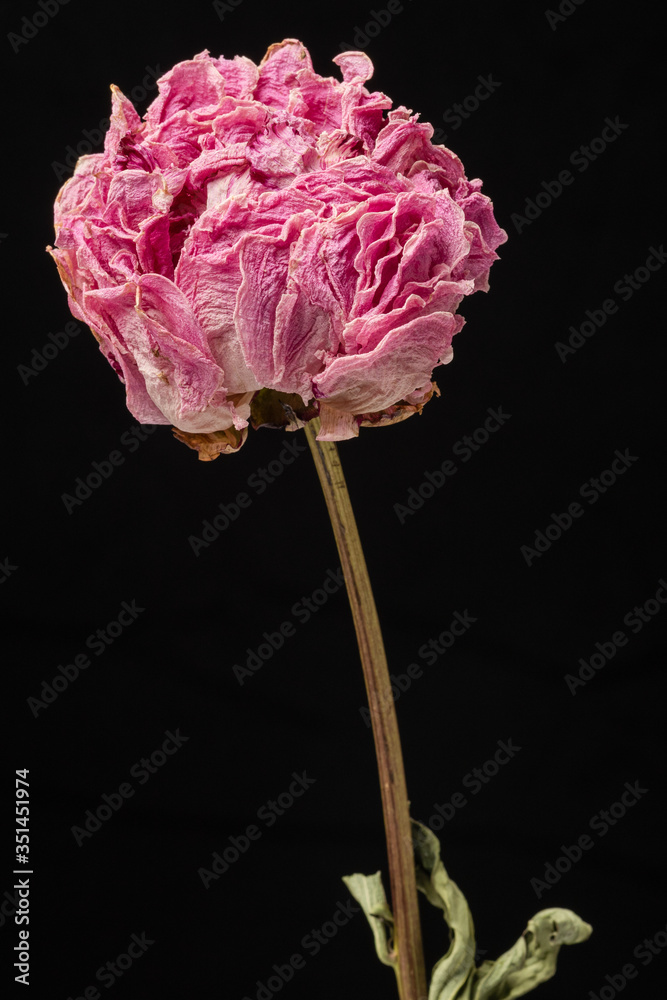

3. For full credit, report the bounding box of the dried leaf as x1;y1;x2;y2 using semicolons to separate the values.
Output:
411;820;592;1000
342;871;397;968
343;822;592;1000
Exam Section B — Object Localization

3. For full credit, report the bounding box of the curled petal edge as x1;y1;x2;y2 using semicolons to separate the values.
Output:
171;424;248;461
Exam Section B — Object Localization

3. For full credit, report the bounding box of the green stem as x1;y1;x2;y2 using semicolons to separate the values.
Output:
304;416;428;1000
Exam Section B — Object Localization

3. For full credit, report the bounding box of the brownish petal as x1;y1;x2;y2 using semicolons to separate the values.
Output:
358;380;440;429
171;424;248;461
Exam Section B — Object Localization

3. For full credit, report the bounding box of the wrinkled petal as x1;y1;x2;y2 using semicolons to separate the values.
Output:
83;275;246;433
332;51;374;85
104;85;142;160
313;309;463;414
317;403;359;441
255;39;313;109
172;420;250;461
145;55;227;126
210;54;259;99
234;211;319;387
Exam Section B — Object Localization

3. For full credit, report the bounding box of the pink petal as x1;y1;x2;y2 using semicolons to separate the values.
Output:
104;85;142;161
314;309;463;414
245;114;319;186
332;51;375;84
83;275;242;433
209;54;259;99
137;214;174;279
234;212;316;386
271;288;334;397
145;56;227;126
285;208;367;335
103;170;167;232
53;154;106;228
255;39;313;109
287;70;343;131
176;208;264;395
316;403;359;440
341;86;392;153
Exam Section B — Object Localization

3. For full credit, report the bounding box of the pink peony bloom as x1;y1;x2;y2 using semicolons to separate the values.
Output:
48;39;507;458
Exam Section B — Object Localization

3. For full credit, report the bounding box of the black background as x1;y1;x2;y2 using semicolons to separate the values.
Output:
2;0;666;998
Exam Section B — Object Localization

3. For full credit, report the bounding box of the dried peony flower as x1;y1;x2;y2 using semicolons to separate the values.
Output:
48;39;507;458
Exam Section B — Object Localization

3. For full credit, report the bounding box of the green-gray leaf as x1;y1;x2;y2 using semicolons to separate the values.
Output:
411;820;593;1000
343;822;592;1000
342;871;397;968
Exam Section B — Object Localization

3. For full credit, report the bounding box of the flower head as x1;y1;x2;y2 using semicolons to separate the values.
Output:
48;39;507;458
